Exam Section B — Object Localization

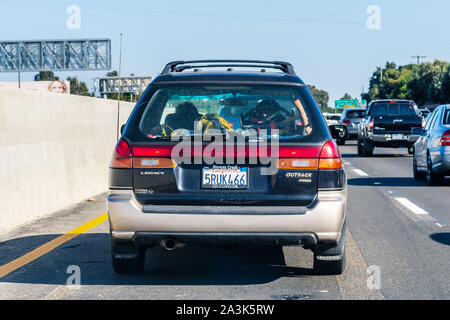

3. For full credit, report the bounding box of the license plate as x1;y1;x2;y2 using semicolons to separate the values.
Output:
202;166;248;189
392;134;404;140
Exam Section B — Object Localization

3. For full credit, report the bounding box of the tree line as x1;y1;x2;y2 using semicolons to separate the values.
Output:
364;60;450;106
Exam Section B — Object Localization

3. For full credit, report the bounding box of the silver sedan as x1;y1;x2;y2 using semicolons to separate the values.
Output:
413;105;450;185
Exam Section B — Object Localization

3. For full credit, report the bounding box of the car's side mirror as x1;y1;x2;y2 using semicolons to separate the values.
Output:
411;127;425;136
120;124;126;135
329;125;347;139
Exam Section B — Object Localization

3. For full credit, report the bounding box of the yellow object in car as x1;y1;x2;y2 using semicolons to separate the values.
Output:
197;114;232;133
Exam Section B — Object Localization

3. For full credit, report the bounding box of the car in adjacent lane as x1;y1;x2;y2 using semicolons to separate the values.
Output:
413;105;450;185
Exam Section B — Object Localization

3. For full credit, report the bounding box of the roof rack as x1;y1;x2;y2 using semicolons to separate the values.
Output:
161;60;296;75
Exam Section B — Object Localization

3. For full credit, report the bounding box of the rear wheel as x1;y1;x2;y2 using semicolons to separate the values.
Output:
413;156;426;180
426;153;443;186
313;222;346;275
363;139;374;157
357;138;364;156
111;237;146;274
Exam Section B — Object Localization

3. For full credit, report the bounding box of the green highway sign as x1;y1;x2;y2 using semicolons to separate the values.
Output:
335;99;359;109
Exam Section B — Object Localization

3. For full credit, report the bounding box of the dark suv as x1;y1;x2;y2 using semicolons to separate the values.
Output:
357;99;423;156
108;60;347;275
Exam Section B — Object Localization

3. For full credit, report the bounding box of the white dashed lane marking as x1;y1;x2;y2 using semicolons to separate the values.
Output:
392;197;439;224
353;169;369;177
394;197;429;215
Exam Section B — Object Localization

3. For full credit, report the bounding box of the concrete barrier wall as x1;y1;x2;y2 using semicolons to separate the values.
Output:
0;87;135;231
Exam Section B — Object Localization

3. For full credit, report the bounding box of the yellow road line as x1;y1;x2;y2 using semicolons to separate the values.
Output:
0;213;108;279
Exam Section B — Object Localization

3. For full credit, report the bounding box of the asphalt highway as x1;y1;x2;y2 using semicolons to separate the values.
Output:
0;142;448;300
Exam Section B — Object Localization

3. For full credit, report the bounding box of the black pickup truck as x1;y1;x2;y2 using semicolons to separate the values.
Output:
357;99;423;156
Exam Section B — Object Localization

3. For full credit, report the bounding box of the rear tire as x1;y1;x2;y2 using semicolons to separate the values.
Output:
426;153;443;186
413;156;425;180
357;138;364;156
313;222;346;275
362;139;374;157
111;237;146;274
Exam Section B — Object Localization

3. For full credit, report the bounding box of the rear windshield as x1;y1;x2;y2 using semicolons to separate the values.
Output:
126;84;328;142
345;110;365;119
369;103;418;117
444;109;450;125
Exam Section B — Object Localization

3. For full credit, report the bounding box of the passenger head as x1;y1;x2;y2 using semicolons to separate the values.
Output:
255;99;281;118
176;102;200;119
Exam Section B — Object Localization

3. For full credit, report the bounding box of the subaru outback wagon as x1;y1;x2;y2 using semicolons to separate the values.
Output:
107;60;347;275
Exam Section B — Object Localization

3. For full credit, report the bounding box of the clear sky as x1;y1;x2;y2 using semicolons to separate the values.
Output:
2;0;450;107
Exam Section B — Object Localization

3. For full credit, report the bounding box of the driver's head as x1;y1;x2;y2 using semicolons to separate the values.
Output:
255;99;281;119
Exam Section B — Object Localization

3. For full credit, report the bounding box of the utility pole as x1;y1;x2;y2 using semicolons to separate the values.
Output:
116;33;123;141
411;55;426;64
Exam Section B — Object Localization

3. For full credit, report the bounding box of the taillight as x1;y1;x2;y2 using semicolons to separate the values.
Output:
369;119;374;130
318;140;342;170
278;158;318;170
422;117;426;129
342;119;352;125
110;139;132;168
132;145;173;157
441;130;450;146
133;158;175;168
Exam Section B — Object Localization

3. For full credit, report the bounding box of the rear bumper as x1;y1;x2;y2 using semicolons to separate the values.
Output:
107;188;347;244
369;133;417;146
133;232;318;247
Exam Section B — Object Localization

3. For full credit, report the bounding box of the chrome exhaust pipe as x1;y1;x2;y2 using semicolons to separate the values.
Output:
160;238;184;251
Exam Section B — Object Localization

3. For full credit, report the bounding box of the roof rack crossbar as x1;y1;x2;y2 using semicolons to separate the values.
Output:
161;60;295;75
174;64;288;73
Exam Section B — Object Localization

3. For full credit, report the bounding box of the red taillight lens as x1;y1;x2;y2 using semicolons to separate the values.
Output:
277;146;321;158
116;139;131;157
318;140;342;169
369;119;374;130
422;117;426;129
110;139;132;168
342;119;352;125
132;145;173;157
441;130;450;146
